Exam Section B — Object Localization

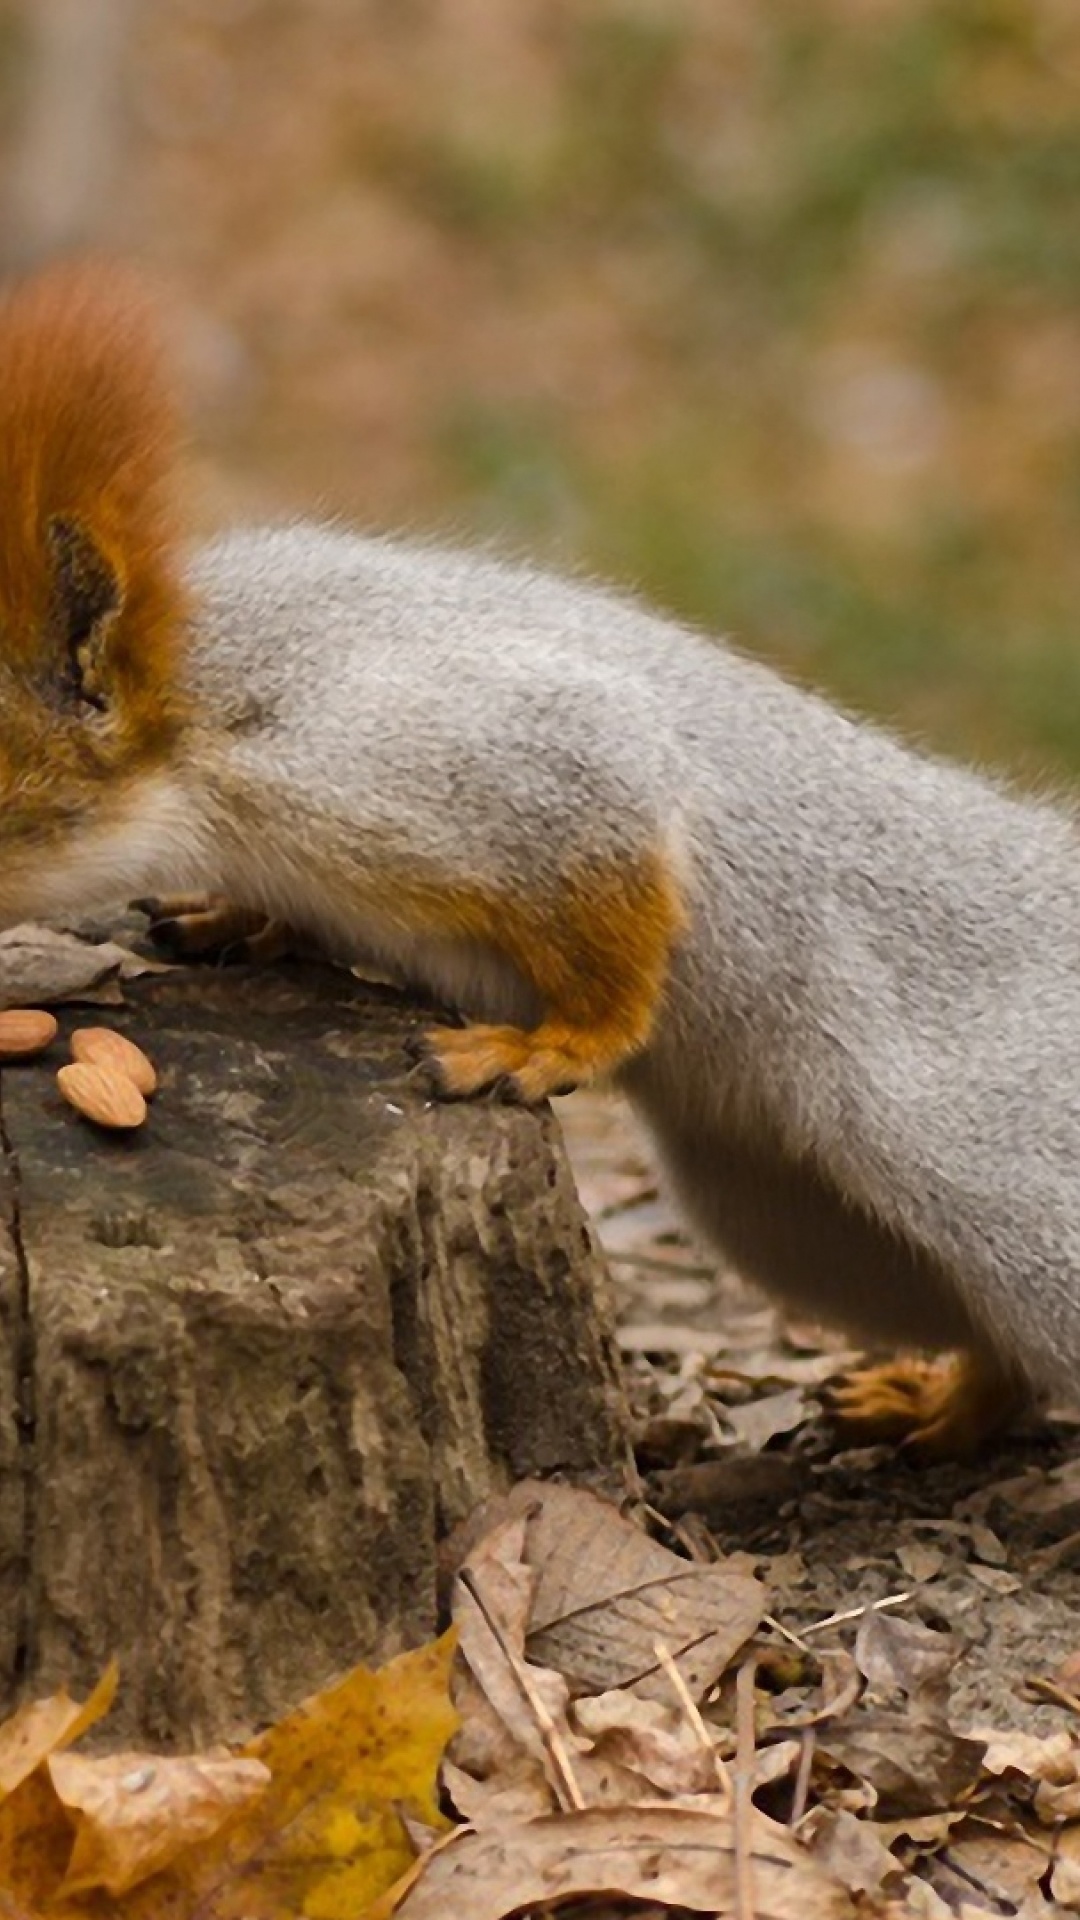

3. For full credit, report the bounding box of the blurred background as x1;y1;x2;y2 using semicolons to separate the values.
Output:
2;0;1080;774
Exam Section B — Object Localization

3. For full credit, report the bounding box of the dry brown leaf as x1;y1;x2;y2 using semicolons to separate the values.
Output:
942;1825;1052;1911
454;1515;568;1767
441;1754;555;1829
52;1751;270;1898
450;1513;578;1824
799;1806;904;1895
652;1454;800;1527
769;1650;862;1732
896;1544;946;1584
817;1712;985;1819
0;1665;117;1797
394;1804;857;1920
451;1508;742;1823
474;1480;765;1702
874;1807;972;1851
571;1690;727;1801
974;1727;1079;1786
1034;1777;1080;1824
1050;1825;1080;1910
0;928;166;1009
854;1613;957;1717
994;1459;1080;1529
722;1386;809;1451
967;1564;1022;1595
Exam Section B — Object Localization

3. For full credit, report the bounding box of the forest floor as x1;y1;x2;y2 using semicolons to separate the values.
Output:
558;1088;1080;1744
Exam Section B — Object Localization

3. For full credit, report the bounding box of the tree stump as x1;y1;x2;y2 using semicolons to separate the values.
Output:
0;961;629;1746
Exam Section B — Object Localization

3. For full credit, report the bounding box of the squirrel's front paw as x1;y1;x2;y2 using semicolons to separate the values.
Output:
138;893;293;965
411;1023;580;1104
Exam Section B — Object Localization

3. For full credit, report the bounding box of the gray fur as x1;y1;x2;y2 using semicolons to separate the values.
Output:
174;525;1080;1395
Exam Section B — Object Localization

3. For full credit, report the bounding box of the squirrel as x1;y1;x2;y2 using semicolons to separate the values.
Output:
1;258;1078;1462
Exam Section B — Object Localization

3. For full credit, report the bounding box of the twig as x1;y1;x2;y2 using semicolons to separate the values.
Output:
762;1612;812;1653
790;1726;816;1827
800;1590;913;1636
639;1502;714;1563
1026;1674;1080;1716
735;1657;758;1920
605;1249;719;1279
653;1638;734;1808
459;1568;586;1813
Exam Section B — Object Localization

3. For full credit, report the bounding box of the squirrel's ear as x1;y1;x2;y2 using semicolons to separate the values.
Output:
46;514;123;712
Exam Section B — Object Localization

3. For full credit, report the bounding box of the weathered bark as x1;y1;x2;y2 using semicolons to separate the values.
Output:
0;961;629;1746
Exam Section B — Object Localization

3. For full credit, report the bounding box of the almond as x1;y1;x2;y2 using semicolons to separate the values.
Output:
57;1063;147;1131
71;1027;157;1097
0;1009;58;1060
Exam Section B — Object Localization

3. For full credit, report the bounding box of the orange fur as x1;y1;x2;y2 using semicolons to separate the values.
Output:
827;1353;1030;1459
408;854;686;1100
143;855;685;1102
0;259;186;769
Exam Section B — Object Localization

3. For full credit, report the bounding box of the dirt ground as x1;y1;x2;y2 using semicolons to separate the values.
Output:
558;1089;1080;1744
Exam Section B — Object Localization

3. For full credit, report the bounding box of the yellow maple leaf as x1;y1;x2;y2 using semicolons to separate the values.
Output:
0;1637;457;1920
42;1631;459;1920
217;1629;459;1920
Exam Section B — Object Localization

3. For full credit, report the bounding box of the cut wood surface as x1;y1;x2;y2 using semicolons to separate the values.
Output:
0;959;629;1746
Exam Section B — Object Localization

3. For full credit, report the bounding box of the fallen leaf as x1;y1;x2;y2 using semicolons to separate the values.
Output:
967;1524;1007;1567
450;1514;577;1824
0;1769;76;1913
0;928;166;1008
817;1712;985;1818
616;1323;716;1357
967;1565;1022;1595
896;1544;946;1585
1051;1824;1080;1909
974;1727;1078;1785
942;1825;1051;1910
479;1480;765;1702
993;1459;1080;1529
799;1806;904;1894
451;1506;741;1822
0;1666;117;1797
854;1614;957;1718
571;1690;727;1800
83;1633;461;1920
1033;1777;1080;1824
52;1751;270;1898
723;1387;810;1451
394;1805;857;1920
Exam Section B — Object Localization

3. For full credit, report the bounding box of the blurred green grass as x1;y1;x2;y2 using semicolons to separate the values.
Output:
8;0;1080;784
415;2;1080;779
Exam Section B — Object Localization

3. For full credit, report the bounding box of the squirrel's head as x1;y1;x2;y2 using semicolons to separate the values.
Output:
0;261;188;926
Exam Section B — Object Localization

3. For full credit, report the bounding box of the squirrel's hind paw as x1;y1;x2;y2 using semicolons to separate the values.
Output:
826;1353;1028;1462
